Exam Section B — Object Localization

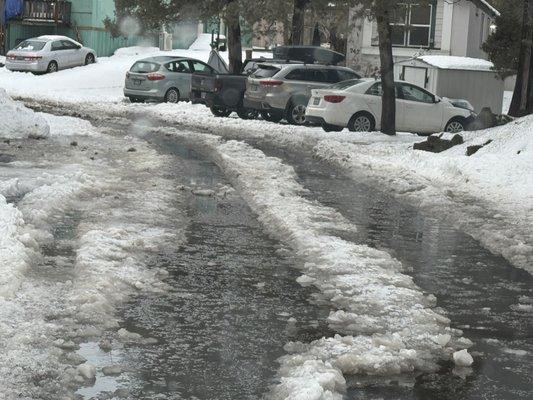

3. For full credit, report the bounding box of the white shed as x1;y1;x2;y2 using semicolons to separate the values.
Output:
395;56;504;113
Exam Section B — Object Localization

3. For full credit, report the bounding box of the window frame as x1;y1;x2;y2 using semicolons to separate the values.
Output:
390;2;434;48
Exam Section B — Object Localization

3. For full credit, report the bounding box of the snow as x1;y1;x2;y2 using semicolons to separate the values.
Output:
167;132;471;398
453;349;474;367
0;93;186;397
418;56;494;71
0;55;5;65
0;88;49;139
113;46;159;57
189;33;226;51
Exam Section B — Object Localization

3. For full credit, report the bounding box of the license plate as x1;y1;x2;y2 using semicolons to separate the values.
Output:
313;97;320;105
133;79;141;86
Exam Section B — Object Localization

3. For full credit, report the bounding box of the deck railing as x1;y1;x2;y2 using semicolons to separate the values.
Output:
22;1;72;25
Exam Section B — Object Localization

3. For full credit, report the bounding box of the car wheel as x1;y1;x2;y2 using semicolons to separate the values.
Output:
85;54;95;65
46;61;58;73
128;97;144;103
348;112;375;132
164;88;180;103
260;111;283;123
210;106;232;118
287;103;308;125
236;107;259;120
445;117;466;133
322;123;344;132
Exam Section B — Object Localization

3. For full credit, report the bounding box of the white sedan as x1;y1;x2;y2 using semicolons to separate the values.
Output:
305;78;475;134
5;35;96;74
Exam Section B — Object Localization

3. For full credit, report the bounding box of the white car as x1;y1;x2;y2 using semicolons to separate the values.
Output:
5;35;96;74
305;78;476;134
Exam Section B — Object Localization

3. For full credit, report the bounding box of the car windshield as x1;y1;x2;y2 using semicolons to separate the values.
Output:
14;40;46;51
130;61;160;73
251;65;280;78
328;79;363;90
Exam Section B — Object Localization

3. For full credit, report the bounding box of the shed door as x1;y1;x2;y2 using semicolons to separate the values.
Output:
403;66;428;89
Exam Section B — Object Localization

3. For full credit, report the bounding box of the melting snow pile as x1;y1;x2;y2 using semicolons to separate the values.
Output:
193;137;473;399
0;89;49;139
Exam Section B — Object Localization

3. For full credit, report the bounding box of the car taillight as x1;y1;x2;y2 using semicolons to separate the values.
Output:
260;80;283;87
7;55;16;60
147;73;165;81
324;95;346;103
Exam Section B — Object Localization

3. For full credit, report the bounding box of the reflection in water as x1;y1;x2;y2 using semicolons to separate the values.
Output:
254;144;533;400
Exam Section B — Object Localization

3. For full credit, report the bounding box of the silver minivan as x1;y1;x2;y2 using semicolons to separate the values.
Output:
244;63;360;124
124;56;217;103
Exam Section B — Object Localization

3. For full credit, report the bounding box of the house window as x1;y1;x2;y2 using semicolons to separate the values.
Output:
390;3;433;48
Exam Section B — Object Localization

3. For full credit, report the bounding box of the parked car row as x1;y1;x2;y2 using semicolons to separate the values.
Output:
122;55;475;134
5;35;96;74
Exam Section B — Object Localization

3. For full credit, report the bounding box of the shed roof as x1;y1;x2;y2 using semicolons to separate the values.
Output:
403;56;495;72
471;0;500;18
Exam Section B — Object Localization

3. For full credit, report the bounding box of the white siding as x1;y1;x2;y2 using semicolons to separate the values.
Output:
434;0;444;49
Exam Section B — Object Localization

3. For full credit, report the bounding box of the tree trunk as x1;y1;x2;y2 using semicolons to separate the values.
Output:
312;22;321;46
289;0;307;45
226;15;243;74
376;8;396;135
510;0;533;116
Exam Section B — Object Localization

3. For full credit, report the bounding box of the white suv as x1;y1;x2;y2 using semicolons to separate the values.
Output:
305;79;476;134
243;63;360;124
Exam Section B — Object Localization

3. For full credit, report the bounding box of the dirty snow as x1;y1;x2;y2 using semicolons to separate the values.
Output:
0;88;49;139
0;93;184;398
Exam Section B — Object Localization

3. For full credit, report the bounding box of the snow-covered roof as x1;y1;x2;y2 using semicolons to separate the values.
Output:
416;55;494;71
471;0;500;18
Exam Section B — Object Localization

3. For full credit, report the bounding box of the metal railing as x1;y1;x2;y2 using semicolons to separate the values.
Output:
22;1;72;25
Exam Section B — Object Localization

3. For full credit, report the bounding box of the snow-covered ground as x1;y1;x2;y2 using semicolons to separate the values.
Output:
0;92;184;398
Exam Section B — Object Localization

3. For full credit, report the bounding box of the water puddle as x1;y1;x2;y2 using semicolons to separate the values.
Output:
250;144;533;399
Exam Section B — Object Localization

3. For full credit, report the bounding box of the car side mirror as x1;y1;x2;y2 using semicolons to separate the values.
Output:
434;96;441;103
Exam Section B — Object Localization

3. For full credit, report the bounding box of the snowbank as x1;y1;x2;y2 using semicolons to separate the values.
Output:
0;55;5;66
189;33;225;51
0;89;49;139
113;46;160;57
169;132;471;398
418;55;494;71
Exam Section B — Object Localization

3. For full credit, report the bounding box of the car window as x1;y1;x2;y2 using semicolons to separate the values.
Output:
15;40;46;51
324;69;342;83
251;65;280;78
165;60;190;73
329;79;363;90
337;70;361;81
61;40;78;50
51;41;64;51
130;61;160;73
400;83;434;103
190;61;213;74
305;69;328;83
284;68;307;81
366;82;401;97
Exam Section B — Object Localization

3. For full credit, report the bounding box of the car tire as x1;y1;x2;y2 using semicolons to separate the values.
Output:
236;107;259;120
322;123;344;132
286;102;308;125
46;61;58;74
128;97;144;103
260;111;283;123
85;54;95;65
210;106;232;118
445;117;467;133
348;112;375;132
164;88;180;103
